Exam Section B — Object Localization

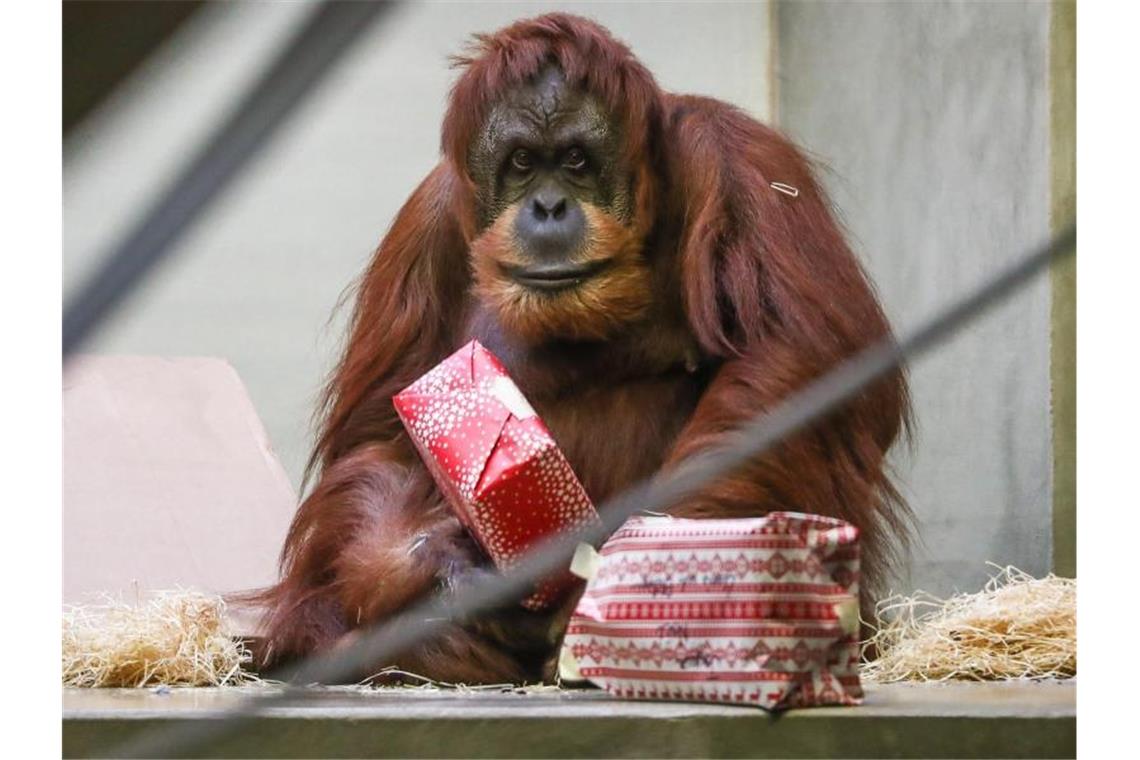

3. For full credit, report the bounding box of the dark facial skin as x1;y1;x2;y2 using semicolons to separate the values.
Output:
464;67;703;395
468;67;631;287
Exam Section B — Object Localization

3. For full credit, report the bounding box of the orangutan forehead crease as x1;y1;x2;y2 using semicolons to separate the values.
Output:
504;67;599;131
482;106;611;155
467;71;619;176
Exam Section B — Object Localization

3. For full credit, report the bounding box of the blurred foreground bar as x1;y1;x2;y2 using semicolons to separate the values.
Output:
64;681;1074;759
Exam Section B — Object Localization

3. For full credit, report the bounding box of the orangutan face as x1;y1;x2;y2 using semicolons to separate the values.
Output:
466;66;652;344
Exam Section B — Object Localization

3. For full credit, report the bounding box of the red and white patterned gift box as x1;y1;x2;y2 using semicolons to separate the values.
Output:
561;512;863;709
393;340;602;610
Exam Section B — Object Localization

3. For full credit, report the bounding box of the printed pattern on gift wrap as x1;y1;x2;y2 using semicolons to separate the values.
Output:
394;340;601;610
564;512;863;709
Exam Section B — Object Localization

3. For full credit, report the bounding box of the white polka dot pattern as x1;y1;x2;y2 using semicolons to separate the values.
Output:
394;340;602;610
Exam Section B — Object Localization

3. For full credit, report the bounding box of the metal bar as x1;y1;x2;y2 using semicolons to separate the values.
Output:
62;0;395;357
103;225;1076;758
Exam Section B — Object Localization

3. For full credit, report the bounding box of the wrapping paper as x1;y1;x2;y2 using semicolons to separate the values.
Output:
394;340;602;610
561;512;863;709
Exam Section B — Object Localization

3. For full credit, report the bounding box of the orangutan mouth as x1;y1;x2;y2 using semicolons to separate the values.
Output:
503;260;611;292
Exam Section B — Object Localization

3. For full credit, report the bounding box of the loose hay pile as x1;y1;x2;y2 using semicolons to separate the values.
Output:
349;667;568;693
63;590;257;687
64;569;1076;689
861;565;1076;682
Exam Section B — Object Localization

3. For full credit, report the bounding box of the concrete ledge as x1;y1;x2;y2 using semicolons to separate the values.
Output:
63;681;1075;758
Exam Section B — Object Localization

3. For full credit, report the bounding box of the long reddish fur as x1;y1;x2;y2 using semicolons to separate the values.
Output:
251;14;911;684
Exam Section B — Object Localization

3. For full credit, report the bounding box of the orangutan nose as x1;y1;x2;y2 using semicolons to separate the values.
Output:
515;191;586;261
532;191;567;220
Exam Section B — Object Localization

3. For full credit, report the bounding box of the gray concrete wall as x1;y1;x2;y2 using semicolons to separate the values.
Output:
776;1;1053;597
64;1;773;491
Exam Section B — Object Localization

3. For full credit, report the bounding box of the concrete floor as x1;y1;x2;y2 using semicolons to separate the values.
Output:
63;680;1075;758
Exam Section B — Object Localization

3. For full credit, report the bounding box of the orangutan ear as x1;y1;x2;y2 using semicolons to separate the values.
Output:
665;96;888;362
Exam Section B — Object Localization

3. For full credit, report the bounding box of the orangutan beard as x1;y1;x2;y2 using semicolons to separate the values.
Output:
469;203;653;344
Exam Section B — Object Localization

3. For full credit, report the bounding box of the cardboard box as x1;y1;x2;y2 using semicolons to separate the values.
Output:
64;356;297;633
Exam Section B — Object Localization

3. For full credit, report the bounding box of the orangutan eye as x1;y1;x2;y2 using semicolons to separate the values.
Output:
510;149;534;171
563;147;587;171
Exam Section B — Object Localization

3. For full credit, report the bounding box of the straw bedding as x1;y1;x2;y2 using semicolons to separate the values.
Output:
62;590;257;688
62;565;1076;688
861;565;1076;683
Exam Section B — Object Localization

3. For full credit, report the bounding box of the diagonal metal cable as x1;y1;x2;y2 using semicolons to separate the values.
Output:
62;0;396;357
102;224;1076;758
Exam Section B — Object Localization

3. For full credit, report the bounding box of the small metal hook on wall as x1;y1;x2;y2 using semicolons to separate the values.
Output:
770;182;799;198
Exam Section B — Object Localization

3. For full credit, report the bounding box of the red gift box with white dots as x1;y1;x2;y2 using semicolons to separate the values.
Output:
562;512;863;709
394;340;602;610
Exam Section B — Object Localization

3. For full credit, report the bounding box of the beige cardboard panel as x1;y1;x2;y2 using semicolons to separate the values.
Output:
64;356;297;606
